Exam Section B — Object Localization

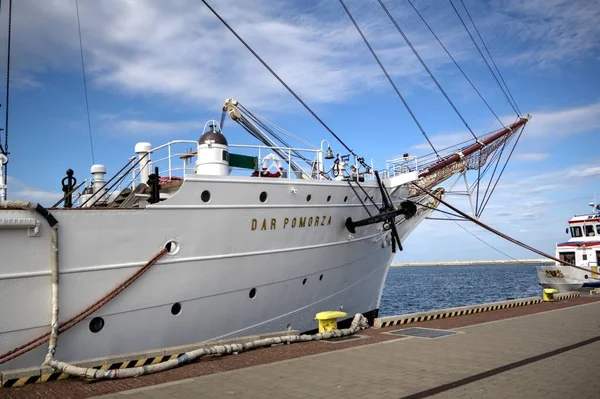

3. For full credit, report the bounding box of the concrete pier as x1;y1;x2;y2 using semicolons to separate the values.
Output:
94;299;599;398
100;299;599;398
5;296;599;398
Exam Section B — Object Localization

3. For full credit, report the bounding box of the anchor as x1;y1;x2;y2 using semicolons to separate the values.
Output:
345;171;416;252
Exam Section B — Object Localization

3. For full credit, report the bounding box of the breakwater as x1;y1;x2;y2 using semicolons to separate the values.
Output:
391;258;553;267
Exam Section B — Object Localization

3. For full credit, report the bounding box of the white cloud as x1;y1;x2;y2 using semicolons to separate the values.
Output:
523;102;600;138
566;165;600;179
2;0;597;112
493;0;600;68
0;0;457;110
6;177;62;206
104;119;205;137
513;152;549;162
409;100;600;157
410;130;473;152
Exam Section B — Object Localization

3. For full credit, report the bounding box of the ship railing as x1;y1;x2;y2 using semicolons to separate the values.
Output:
147;140;198;182
380;155;418;179
124;140;325;188
227;144;321;179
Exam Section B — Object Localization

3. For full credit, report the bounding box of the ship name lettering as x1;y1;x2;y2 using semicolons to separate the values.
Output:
251;216;332;231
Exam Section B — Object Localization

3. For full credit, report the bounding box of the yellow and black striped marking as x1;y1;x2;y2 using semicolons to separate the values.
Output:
1;353;186;388
555;292;580;300
378;298;543;328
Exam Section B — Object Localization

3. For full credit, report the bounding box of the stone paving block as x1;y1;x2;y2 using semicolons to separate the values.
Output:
90;302;600;399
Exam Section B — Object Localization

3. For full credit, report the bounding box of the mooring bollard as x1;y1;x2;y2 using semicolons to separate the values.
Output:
315;311;348;333
542;288;558;302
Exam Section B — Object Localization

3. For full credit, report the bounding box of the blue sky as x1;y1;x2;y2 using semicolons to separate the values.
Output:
1;0;599;262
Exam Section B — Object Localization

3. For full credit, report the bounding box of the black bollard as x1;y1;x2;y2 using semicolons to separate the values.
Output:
61;169;77;208
147;167;161;204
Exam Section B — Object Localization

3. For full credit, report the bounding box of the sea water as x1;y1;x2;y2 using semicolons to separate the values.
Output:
379;264;540;317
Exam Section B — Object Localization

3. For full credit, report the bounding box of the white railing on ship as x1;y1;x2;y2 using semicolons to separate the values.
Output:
121;140;323;189
150;140;198;181
381;155;418;179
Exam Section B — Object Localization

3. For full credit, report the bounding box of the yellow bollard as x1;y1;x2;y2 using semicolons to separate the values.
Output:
543;288;558;302
315;311;348;333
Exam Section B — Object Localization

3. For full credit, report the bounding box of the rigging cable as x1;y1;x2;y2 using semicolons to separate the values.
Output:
406;0;504;128
346;180;373;217
477;125;525;216
443;212;534;266
238;103;313;164
458;0;522;116
413;181;600;275
475;129;514;214
75;0;95;164
2;0;12;190
419;200;465;220
475;148;482;215
200;0;371;172
448;0;520;116
470;126;519;212
377;0;478;141
336;0;441;159
350;177;380;209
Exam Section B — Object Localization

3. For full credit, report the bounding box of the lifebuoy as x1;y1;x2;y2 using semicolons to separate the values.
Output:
261;153;283;178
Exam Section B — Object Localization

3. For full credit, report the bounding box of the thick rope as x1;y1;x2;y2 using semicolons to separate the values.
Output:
49;314;369;380
0;245;168;365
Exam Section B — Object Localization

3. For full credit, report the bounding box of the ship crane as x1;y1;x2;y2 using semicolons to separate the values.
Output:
222;98;317;179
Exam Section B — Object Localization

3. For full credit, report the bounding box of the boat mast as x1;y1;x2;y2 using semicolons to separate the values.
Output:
419;117;530;179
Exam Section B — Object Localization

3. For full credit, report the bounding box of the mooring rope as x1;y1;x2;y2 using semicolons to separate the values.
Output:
412;183;600;275
48;313;368;380
0;200;168;365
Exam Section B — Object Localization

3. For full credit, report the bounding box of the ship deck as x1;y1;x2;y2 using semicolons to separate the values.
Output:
3;295;600;398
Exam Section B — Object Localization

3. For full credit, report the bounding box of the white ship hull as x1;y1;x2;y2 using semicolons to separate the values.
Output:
0;176;436;370
536;266;591;292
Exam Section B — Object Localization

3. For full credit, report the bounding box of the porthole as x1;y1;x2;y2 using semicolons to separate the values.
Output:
343;196;348;203
249;288;257;298
326;195;331;203
171;302;182;315
306;194;312;202
302;278;307;285
201;190;211;203
89;317;104;333
259;191;268;203
164;240;180;255
319;274;323;281
585;275;589;279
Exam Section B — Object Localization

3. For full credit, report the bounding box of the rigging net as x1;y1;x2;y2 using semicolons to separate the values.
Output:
408;118;529;198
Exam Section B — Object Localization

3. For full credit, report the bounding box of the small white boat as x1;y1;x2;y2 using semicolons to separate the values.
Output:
537;203;600;292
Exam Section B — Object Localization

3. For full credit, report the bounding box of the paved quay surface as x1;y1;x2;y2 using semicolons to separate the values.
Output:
91;300;600;399
2;297;599;398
